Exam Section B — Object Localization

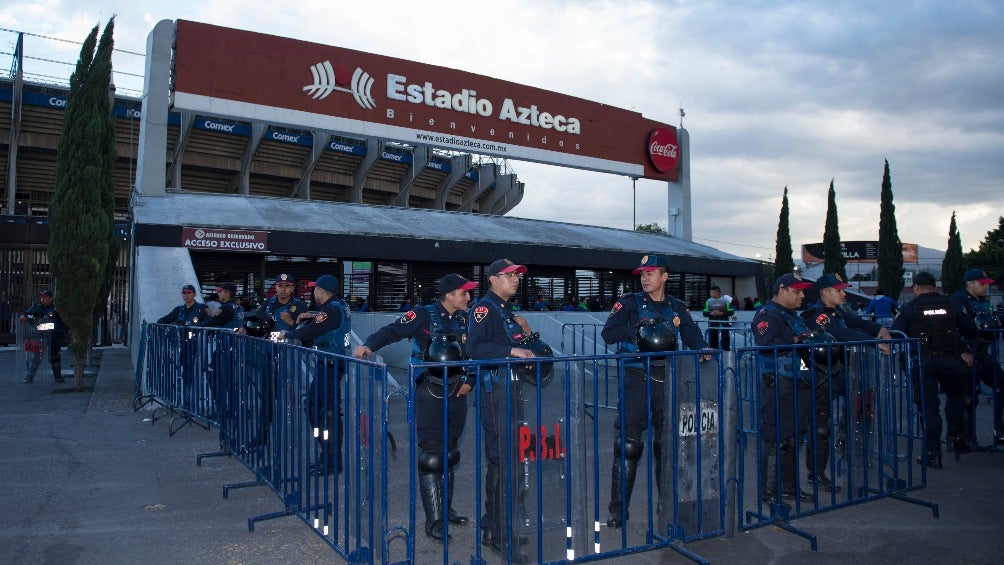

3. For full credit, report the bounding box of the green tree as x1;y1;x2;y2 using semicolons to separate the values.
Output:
942;212;967;295
774;186;795;278
963;216;1004;282
823;179;848;281
634;222;667;235
877;160;904;300
48;18;116;391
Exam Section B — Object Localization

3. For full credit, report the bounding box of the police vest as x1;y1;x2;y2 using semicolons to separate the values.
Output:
312;300;351;355
410;304;468;365
170;303;205;326
264;297;304;331
909;295;958;354
756;302;813;380
618;293;682;355
219;301;244;330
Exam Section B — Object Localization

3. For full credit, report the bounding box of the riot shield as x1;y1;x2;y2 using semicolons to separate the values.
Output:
493;357;588;563
16;314;61;385
660;352;724;539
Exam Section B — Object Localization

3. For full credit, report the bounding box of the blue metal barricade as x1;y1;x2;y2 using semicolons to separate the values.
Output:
736;336;936;549
559;322;617;410
962;329;1003;453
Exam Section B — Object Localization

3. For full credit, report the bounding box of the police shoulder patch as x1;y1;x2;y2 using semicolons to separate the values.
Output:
815;313;830;326
473;305;489;323
610;302;623;315
756;320;769;335
400;310;417;324
315;311;328;323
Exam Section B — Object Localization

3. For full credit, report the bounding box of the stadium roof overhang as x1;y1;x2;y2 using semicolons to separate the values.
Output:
132;191;758;276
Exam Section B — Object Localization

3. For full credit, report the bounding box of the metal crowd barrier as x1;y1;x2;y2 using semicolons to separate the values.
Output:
559;322;617;410
136;320;946;563
137;323;396;563
736;337;935;549
965;328;1003;453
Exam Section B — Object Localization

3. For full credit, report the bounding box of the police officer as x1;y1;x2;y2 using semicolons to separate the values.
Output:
354;273;478;542
950;269;1004;444
801;273;892;492
20;289;67;383
601;254;709;528
242;274;308;447
158;284;210;326
277;275;351;477
466;258;535;563
892;271;977;468
703;285;735;350
752;273;817;502
201;282;244;329
157;284;210;408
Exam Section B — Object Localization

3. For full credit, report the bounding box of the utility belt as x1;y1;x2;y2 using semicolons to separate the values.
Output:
480;368;521;393
761;372;811;390
422;372;467;388
627;363;667;383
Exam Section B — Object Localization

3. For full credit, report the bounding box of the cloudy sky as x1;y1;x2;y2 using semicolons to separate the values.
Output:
2;0;1002;261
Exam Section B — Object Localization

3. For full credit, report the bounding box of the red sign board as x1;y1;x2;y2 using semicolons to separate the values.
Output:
181;227;268;252
647;127;680;173
172;20;679;181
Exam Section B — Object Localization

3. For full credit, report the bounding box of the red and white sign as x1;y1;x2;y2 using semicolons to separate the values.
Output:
171;20;680;181
647;127;680;174
182;227;268;252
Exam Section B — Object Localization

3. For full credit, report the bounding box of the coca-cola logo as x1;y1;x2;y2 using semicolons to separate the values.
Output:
647;127;680;173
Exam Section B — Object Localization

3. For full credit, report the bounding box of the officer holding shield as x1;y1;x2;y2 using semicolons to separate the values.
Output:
354;273;477;542
601;254;709;528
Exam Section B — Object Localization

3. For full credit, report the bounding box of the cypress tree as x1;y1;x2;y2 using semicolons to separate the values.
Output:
942;211;966;295
774;186;795;279
877;160;904;300
823;179;848;281
48;18;116;391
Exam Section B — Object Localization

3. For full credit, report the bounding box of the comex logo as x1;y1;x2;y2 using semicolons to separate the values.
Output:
303;60;376;110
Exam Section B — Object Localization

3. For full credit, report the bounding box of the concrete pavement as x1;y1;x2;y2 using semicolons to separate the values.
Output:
2;346;1003;564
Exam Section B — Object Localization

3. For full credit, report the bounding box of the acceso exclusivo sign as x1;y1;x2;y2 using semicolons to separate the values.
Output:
181;227;269;252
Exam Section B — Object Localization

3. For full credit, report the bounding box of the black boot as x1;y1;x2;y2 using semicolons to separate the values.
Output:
780;440;813;501
606;458;638;527
807;432;841;493
446;470;468;525
916;448;943;469
419;473;448;542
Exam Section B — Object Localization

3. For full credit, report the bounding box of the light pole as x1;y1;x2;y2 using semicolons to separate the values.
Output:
632;176;637;230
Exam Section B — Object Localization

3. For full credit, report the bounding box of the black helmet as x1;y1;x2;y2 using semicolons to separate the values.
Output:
513;332;555;387
636;317;678;352
798;329;843;367
243;313;275;337
424;332;465;377
975;312;1002;343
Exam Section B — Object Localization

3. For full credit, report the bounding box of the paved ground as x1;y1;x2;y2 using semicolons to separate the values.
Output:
2;346;1003;564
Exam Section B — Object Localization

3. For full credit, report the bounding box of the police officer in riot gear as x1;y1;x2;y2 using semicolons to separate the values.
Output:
354;273;478;543
752;273;818;503
892;271;977;468
201;282;244;329
950;269;1004;444
157;284;210;326
278;275;351;476
242;274;308;446
801;273;892;492
601;254;709;528
157;284;210;407
467;258;536;563
20;289;67;383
